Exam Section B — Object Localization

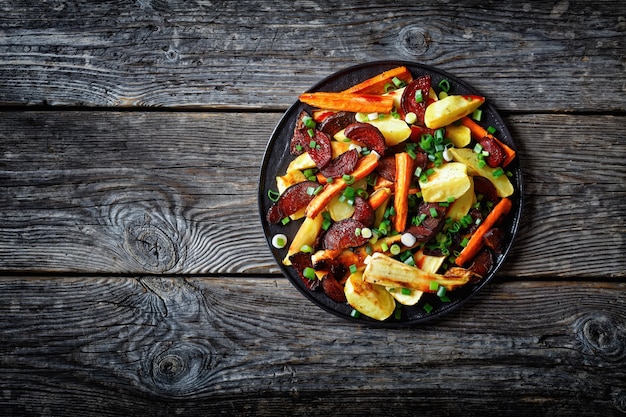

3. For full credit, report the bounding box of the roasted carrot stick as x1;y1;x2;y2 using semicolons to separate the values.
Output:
454;197;513;267
368;187;391;211
298;92;394;114
393;152;413;233
305;153;380;219
460;117;516;167
341;66;413;95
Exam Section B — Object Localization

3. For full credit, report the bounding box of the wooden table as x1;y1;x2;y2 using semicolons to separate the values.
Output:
1;1;624;415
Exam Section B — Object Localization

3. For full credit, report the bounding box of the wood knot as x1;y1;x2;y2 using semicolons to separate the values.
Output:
398;25;434;56
575;313;625;365
147;341;216;396
124;223;178;272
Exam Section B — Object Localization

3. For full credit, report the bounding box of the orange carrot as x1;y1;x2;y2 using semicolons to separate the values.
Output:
460;117;516;167
454;197;513;266
298;92;394;114
368;187;391;211
393;152;413;233
341;66;413;95
305;153;380;219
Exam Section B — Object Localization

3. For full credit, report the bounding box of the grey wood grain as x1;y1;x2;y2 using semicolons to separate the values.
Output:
1;111;624;277
0;0;624;111
0;276;624;416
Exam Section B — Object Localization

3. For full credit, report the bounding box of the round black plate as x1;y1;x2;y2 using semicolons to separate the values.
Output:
258;61;523;327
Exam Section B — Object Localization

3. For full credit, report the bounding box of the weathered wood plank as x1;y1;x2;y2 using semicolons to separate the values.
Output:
0;112;624;277
0;0;624;111
0;276;624;416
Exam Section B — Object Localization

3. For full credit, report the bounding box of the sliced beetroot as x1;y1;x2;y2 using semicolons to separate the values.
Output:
290;110;310;156
479;135;506;168
319;148;359;179
351;196;375;228
401;74;431;126
405;202;447;243
266;180;318;224
321;276;347;303
467;249;493;278
289;252;319;291
323;218;369;250
483;227;505;253
344;123;387;156
409;125;434;141
319;111;356;137
376;156;396;182
307;129;333;169
473;176;499;203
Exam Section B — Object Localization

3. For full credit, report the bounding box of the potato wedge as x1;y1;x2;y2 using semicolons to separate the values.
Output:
344;271;396;321
283;213;324;266
424;95;485;129
448;148;514;198
419;162;471;203
445;124;472;148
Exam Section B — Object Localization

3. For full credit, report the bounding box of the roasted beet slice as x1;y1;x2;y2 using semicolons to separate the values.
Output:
290;110;310;156
351;196;375;227
483;227;505;253
473;176;499;203
266;180;318;224
323;218;369;250
479;135;506;168
344;123;387;156
376;156;396;182
321;276;347;303
289;252;319;291
319;111;356;137
307;129;333;169
319;148;359;179
467;249;493;278
405;202;447;243
401;75;431;126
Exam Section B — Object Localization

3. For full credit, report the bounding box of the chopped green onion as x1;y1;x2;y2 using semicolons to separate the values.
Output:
350;309;361;318
390;244;401;256
349;264;358;274
303;267;316;280
473;143;483;153
300;244;314;253
493;167;505;178
437;286;447;298
302;115;316;129
429;207;438;218
423;303;433;313
281;217;290;225
309;139;317;148
394;307;402;320
392;76;405;87
381;242;389;252
415;89;423;103
267;189;280;202
342;174;355;184
271;234;287;249
322;218;332;231
307;128;315;138
404;112;417;125
384;83;395;93
472;109;483;121
487;125;497;134
401;288;412;296
460;237;470;247
429;281;439;292
438;79;451;93
477;159;487;168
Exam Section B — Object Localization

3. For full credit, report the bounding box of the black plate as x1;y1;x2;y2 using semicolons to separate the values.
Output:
258;61;523;327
